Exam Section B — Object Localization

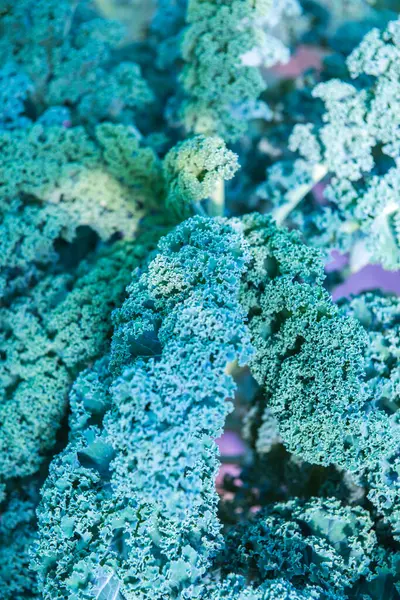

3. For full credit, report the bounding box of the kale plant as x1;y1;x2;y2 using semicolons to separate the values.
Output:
1;1;400;599
262;17;400;270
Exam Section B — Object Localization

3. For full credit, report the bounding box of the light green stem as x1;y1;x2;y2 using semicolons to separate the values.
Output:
273;163;328;226
208;178;225;217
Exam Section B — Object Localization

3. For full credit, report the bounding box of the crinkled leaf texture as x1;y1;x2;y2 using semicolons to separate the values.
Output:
0;0;153;126
34;216;253;599
181;0;274;141
264;18;400;269
243;215;400;541
34;214;390;599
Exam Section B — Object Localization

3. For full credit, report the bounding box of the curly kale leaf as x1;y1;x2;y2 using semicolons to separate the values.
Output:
0;122;162;298
340;293;400;539
342;292;400;415
34;216;253;599
163;135;239;219
266;18;400;269
0;63;32;130
204;577;325;599
240;213;368;467
220;498;383;599
0;234;159;483
0;0;153;126
0;483;40;600
180;0;274;141
244;228;400;540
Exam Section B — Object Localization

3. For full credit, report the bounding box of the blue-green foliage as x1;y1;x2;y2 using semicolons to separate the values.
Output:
340;293;400;540
240;213;368;468
35;216;253;599
0;0;153;127
0;3;166;597
3;1;400;599
0;63;32;129
0;235;160;484
263;18;400;269
181;0;273;141
219;498;394;599
0;483;40;599
151;0;188;71
343;292;400;415
0;122;162;298
163;135;239;218
241;215;400;541
150;0;294;141
34;214;400;599
0;117;164;488
205;577;325;599
245;256;400;541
